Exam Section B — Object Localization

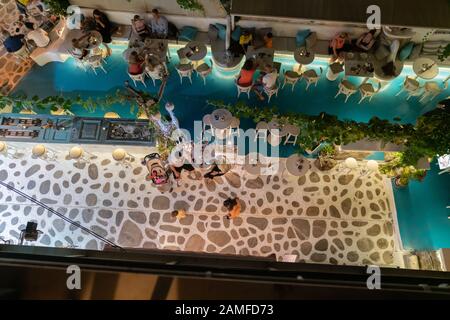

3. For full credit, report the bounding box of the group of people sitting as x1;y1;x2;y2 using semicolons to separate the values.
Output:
69;9;114;62
328;29;378;63
127;50;168;81
131;9;169;39
236;59;278;100
1;0;51;54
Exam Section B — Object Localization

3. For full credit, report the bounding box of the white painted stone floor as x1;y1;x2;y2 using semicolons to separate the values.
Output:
0;148;398;267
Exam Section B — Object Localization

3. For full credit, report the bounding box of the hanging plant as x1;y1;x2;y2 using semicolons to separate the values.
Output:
176;0;205;14
42;0;71;17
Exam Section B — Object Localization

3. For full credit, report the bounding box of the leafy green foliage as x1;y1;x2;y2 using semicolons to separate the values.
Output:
207;100;449;168
176;0;205;13
43;0;71;16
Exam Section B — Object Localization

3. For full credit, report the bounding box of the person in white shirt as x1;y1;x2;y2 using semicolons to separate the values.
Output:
26;27;49;47
150;9;168;38
254;64;278;100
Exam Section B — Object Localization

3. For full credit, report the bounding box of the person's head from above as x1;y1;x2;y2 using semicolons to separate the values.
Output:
133;15;141;21
151;9;160;19
18;15;25;22
265;32;273;39
368;29;376;36
223;198;238;211
338;32;348;39
242;30;250;37
264;63;274;73
72;38;80;48
93;9;102;20
242;59;254;70
129;51;140;63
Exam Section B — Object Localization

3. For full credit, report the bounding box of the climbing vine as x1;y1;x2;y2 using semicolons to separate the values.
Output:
207;100;450;169
176;0;205;13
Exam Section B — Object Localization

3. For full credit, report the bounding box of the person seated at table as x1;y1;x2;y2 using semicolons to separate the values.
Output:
1;29;26;53
237;59;257;87
128;51;145;75
254;64;278;100
93;9;112;43
15;0;30;15
131;15;151;38
70;38;90;60
150;9;168;39
11;14;35;36
328;32;351;63
146;55;168;79
355;29;377;52
239;30;253;53
256;32;273;49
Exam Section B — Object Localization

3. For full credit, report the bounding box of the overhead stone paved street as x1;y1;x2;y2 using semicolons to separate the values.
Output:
0;150;397;267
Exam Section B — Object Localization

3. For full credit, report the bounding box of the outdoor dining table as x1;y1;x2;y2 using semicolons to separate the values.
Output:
413;57;439;80
184;41;208;62
81;31;103;50
294;47;315;67
143;38;169;61
285;154;309;177
246;46;275;70
211;109;233;130
267;119;288;146
344;52;374;78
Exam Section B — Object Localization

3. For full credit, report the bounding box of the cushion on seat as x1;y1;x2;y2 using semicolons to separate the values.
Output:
375;44;390;60
231;26;241;42
215;23;227;40
296;29;311;47
305;32;317;51
409;43;422;60
179;26;198;42
398;42;414;61
208;24;219;42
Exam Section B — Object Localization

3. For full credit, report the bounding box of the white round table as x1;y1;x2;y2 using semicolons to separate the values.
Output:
244;153;264;176
413;58;439;80
69;146;84;159
345;157;358;170
294;47;315;65
112;148;127;161
185;41;207;61
267;119;288;146
211;109;233;130
286;154;309;176
32;144;46;157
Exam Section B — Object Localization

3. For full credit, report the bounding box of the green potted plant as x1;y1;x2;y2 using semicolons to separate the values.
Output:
316;144;337;171
380;153;427;187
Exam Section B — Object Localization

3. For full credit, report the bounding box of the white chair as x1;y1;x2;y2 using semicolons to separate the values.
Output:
335;78;358;103
0;142;22;159
32;144;57;162
86;55;107;75
420;77;449;102
264;83;279;103
195;59;213;85
360;160;379;176
68;146;90;164
228;117;240;138
358;80;382;104
202;114;213;133
112;148;135;168
13;43;30;62
339;157;358;174
283;124;300;145
396;76;421;100
128;72;147;87
236;79;253;99
255;121;269;142
176;63;194;84
302;67;323;90
282;70;301;91
146;64;167;86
